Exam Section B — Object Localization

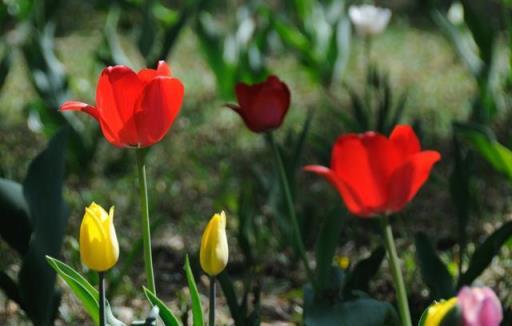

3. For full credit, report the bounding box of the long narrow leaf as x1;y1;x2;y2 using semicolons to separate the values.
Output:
184;255;203;326
46;256;99;325
415;233;455;299
217;272;244;326
143;287;182;326
459;221;512;286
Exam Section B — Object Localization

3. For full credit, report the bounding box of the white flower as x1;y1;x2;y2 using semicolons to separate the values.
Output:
348;5;392;37
447;2;464;25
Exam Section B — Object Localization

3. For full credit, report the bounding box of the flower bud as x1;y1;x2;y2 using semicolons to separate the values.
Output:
79;202;119;272
200;211;228;276
423;297;458;326
457;286;503;326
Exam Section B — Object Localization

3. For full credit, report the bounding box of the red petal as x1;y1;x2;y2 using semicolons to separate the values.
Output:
135;77;184;147
387;150;441;212
235;83;254;113
137;61;172;84
60;101;99;120
96;66;144;146
156;60;171;76
390;125;421;158
304;165;372;217
331;133;402;215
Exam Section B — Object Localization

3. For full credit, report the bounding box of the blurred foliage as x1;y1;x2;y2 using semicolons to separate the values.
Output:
0;129;68;325
275;0;351;88
196;3;271;99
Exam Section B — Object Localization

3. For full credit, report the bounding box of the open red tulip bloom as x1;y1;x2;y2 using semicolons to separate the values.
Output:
61;61;184;148
304;125;441;217
228;75;290;133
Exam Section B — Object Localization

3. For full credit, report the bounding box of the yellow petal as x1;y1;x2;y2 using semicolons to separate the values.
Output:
424;297;458;326
80;202;119;271
200;211;228;276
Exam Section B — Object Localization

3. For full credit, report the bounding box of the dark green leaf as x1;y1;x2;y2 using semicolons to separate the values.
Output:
0;271;23;308
344;246;385;295
0;179;31;254
217;272;244;326
415;232;455;299
459;221;512;286
315;207;343;292
304;286;399;326
18;129;68;325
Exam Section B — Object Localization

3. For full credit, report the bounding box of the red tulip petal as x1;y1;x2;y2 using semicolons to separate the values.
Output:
304;165;372;217
96;66;144;146
387;150;441;212
331;133;402;215
135;77;184;147
235;83;254;113
137;61;172;84
156;60;171;76
60;101;99;121
390;125;421;158
60;101;123;147
245;89;289;131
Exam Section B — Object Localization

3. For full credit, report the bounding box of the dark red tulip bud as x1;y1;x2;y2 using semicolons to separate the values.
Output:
229;75;291;133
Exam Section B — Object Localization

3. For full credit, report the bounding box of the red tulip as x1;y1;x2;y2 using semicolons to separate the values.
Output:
304;125;440;217
60;61;184;148
228;75;291;133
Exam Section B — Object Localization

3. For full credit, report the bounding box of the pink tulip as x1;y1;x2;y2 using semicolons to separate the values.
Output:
457;286;503;326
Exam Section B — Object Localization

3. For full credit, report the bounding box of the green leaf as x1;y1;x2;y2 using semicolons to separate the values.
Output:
431;10;482;77
217;272;244;326
315;207;343;292
143;287;182;326
455;123;512;181
304;286;398;326
450;134;473;273
0;179;32;254
0;46;11;92
46;256;126;326
46;256;99;325
344;246;385;295
459;221;512;286
273;18;311;55
184;255;203;326
18;128;69;325
415;232;455;299
0;271;23;308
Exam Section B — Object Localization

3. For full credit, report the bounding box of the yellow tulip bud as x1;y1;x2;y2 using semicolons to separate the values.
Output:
424;297;458;326
200;211;228;276
79;202;119;272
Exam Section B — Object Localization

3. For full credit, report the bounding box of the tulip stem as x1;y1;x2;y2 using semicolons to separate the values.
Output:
98;272;106;326
380;216;412;326
209;276;216;326
136;149;156;294
267;132;315;287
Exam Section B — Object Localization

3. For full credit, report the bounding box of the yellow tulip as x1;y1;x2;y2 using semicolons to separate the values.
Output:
200;211;228;276
79;202;119;272
424;297;458;326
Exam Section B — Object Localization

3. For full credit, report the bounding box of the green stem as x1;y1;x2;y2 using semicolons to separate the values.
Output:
267;132;315;286
136;149;156;294
98;272;106;326
363;36;372;74
209;276;216;326
380;216;412;326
